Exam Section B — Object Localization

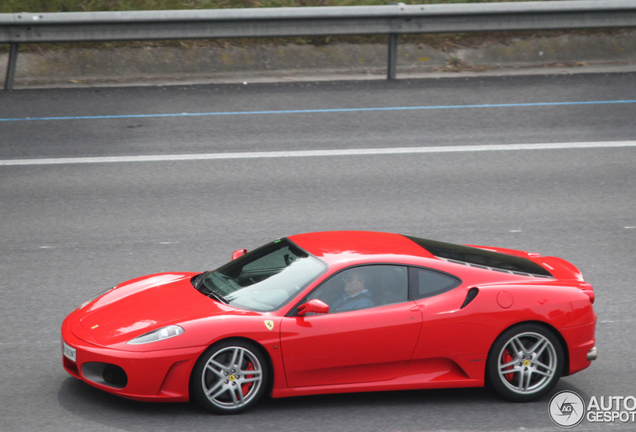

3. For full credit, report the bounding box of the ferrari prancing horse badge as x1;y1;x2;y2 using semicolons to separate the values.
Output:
264;320;274;331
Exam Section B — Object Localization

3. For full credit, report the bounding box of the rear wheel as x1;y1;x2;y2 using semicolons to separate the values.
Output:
487;324;564;402
191;340;268;414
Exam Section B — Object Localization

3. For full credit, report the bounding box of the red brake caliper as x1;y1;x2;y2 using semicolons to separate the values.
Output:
241;362;254;396
502;350;514;382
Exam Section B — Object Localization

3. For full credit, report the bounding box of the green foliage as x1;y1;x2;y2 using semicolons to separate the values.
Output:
0;0;561;13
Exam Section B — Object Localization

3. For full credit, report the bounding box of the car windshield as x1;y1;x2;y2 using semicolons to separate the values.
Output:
196;239;326;312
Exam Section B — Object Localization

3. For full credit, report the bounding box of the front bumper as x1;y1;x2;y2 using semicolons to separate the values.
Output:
61;317;203;402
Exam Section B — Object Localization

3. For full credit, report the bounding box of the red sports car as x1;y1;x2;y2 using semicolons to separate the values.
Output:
61;231;597;414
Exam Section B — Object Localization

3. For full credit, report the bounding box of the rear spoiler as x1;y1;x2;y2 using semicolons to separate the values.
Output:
468;244;585;282
470;244;593;303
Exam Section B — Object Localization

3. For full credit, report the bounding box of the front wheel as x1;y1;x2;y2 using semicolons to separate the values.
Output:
191;340;268;414
487;324;564;402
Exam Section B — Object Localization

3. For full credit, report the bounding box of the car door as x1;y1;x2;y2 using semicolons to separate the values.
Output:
280;265;423;388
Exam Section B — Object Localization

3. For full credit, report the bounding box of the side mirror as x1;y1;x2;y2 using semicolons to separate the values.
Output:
232;249;247;260
297;299;329;316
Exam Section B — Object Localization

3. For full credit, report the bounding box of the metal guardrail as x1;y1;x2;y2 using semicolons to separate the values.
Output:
2;1;636;89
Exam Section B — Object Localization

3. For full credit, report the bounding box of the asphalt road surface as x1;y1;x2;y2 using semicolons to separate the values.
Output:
1;72;635;431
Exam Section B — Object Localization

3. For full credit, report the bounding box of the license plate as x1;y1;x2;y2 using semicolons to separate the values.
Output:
63;341;76;362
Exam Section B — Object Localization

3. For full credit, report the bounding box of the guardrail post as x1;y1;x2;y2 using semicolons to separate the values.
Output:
387;34;398;80
4;43;19;91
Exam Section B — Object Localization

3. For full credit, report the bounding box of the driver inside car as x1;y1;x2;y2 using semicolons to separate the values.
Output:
331;268;375;312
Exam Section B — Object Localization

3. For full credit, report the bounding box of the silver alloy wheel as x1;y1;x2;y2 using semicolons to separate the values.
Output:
497;331;558;395
201;345;264;411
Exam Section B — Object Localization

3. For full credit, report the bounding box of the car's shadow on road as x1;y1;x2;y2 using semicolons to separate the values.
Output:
57;376;585;431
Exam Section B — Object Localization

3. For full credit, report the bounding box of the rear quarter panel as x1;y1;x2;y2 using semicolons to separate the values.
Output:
411;282;595;380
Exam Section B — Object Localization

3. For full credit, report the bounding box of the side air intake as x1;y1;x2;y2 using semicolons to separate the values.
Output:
460;287;479;309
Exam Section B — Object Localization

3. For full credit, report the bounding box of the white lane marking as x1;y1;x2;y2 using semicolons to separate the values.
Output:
600;320;635;324
1;141;635;166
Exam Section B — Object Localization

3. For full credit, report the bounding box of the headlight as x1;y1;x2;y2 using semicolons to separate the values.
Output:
127;325;184;345
79;286;116;310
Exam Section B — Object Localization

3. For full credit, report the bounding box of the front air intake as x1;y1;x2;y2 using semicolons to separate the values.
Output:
82;362;128;389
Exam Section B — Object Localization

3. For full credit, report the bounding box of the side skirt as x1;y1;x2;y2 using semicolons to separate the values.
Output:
271;376;483;398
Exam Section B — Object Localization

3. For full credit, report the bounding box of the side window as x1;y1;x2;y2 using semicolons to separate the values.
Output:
409;267;461;300
306;265;408;313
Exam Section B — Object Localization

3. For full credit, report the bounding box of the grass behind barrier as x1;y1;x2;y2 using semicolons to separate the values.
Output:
1;0;563;13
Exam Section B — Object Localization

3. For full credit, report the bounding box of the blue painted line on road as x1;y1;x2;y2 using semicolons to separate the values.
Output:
1;99;636;122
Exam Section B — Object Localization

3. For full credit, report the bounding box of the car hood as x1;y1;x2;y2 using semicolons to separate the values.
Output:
71;272;233;346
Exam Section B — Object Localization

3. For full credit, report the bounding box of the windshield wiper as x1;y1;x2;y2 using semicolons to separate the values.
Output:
206;290;229;304
192;273;229;304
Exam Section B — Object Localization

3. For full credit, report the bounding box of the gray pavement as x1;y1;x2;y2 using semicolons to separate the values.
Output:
1;73;636;158
0;72;635;431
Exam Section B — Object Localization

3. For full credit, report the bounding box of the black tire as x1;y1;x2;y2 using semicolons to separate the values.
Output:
191;339;268;414
486;323;564;402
